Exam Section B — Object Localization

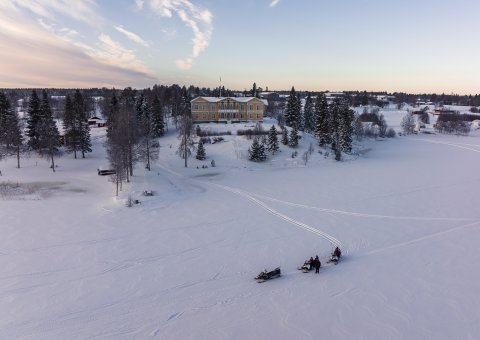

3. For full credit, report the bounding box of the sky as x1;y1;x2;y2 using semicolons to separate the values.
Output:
1;0;479;94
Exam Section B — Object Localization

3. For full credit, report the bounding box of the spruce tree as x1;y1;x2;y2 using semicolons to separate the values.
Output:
314;93;331;147
26;90;41;150
0;93;23;167
281;128;289;145
196;140;206;160
329;99;342;161
285;86;300;128
0;92;11;144
267;125;279;154
63;94;79;158
289;124;299;148
248;137;267;162
338;100;354;153
296;93;304;131
73;90;92;158
79;116;92;158
37;90;61;171
303;92;315;133
151;95;165;137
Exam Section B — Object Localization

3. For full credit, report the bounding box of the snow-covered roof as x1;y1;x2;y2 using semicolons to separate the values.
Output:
192;96;264;103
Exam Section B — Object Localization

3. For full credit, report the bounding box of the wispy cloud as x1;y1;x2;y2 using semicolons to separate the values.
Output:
145;0;213;70
10;0;101;26
0;2;157;88
270;0;280;7
92;34;152;75
114;25;150;47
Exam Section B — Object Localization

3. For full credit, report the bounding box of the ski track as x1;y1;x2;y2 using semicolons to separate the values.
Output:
362;219;480;257
209;182;342;247
243;191;472;222
414;138;480;153
158;165;342;247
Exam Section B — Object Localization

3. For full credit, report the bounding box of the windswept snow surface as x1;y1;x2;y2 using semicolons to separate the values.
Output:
1;119;480;339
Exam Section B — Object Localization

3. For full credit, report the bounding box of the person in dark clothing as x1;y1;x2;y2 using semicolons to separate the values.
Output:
308;256;314;270
314;255;321;274
334;247;341;258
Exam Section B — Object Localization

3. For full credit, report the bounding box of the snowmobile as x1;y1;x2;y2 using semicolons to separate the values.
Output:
255;267;281;282
327;255;339;265
297;260;313;273
327;247;342;265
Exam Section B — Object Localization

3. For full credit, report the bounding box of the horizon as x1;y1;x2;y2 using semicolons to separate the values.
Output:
1;0;479;94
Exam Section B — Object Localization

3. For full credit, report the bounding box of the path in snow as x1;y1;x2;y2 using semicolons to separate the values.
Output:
414;138;480;153
244;191;472;222
157;165;342;247
361;214;480;257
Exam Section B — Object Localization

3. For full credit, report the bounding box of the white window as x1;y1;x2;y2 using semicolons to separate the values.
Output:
194;104;198;110
202;104;206;110
249;104;253;110
256;105;259;110
249;113;253;119
203;113;206;119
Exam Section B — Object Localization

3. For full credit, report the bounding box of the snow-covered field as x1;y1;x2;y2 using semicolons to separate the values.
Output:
1;113;480;339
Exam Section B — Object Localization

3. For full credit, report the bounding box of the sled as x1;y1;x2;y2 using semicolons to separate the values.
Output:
255;267;281;282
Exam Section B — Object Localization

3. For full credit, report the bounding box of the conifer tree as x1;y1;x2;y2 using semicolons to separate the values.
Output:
63;94;79;158
267;125;279;154
314;93;331;147
296;93;304;131
248;137;267;162
196;140;206;160
329;99;342;161
151;94;165;137
303;92;315;133
285;86;300;128
79;114;92;158
0;93;23;168
281;128;289;145
338;99;354;153
26;90;41;150
289;124;299;148
37;90;61;171
73;90;92;158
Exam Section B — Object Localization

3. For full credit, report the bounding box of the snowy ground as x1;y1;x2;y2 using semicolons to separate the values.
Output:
1;115;480;339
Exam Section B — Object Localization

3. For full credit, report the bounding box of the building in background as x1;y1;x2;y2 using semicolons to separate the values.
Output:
191;96;267;123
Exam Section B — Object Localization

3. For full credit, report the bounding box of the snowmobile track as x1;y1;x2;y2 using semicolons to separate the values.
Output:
211;183;342;247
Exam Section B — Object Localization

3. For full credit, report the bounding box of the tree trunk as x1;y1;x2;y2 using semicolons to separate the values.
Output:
16;146;20;168
146;139;151;171
128;146;133;176
51;152;55;172
74;149;77;159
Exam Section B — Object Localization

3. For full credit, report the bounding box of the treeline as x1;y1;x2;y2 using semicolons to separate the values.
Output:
434;113;474;135
249;87;357;162
0;89;91;171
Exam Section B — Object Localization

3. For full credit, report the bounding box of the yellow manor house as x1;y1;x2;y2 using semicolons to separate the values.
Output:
191;96;267;123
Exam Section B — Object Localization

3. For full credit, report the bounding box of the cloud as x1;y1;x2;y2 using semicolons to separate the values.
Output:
89;34;153;75
175;58;194;70
114;25;150;47
0;5;156;88
10;0;102;26
270;0;280;7
146;0;213;69
135;0;145;10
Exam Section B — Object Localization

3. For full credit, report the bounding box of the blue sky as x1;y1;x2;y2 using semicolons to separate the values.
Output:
1;0;479;94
